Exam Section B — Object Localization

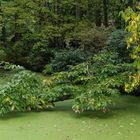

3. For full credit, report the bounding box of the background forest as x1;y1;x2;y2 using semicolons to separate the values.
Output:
0;0;139;115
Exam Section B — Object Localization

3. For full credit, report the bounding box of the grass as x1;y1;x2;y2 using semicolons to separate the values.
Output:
0;71;140;140
0;96;139;140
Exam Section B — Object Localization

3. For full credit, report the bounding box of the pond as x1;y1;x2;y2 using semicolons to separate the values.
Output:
0;95;140;140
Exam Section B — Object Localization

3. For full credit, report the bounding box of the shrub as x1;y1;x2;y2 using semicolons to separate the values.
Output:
0;49;7;61
43;64;53;75
0;70;53;115
106;29;131;61
0;61;25;71
45;50;134;113
27;45;55;71
44;49;87;73
66;23;111;52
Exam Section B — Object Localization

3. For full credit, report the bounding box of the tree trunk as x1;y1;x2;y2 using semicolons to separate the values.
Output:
11;13;22;43
103;0;108;27
95;9;102;27
1;25;7;48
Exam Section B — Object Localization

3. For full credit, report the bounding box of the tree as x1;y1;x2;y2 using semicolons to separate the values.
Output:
0;0;8;48
122;3;140;92
103;0;108;27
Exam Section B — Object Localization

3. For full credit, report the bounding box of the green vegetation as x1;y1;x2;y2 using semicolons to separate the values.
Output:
122;4;140;92
0;0;140;139
45;49;134;113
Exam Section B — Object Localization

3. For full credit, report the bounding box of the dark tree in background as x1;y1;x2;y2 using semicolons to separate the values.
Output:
0;0;139;70
103;0;108;27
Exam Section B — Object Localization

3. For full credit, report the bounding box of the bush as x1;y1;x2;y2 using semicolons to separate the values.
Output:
0;70;53;115
66;23;111;52
0;49;7;61
47;49;87;72
0;61;25;71
4;41;55;72
45;50;134;113
43;64;53;75
27;45;55;71
106;29;131;61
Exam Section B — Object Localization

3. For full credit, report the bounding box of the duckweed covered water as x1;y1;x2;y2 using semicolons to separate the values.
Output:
0;95;140;140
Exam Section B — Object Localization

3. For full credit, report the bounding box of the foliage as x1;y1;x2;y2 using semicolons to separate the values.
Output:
0;0;139;116
122;5;140;92
66;25;111;52
0;0;135;71
0;61;25;71
0;70;53;115
27;46;54;71
45;50;133;113
106;29;131;61
43;64;53;75
44;49;87;73
0;49;7;61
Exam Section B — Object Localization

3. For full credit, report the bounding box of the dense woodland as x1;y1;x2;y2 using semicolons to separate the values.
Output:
0;0;139;115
